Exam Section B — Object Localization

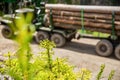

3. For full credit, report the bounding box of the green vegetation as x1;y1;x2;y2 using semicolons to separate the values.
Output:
0;39;92;80
96;64;105;80
96;64;115;80
108;70;115;80
0;13;115;80
47;0;120;5
0;13;91;80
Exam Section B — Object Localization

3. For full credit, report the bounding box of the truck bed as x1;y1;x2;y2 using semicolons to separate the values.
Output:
45;4;120;36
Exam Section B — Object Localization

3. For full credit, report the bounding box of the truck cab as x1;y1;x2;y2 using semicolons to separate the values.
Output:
0;8;34;39
0;1;76;47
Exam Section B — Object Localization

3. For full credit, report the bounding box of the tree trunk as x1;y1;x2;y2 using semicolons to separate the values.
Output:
46;10;120;21
45;4;120;14
45;4;120;35
51;15;120;25
49;18;120;30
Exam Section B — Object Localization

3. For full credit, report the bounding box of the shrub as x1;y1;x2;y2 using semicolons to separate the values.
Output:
0;13;91;80
0;13;114;80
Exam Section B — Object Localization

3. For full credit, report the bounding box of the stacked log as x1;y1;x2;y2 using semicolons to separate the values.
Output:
45;4;120;35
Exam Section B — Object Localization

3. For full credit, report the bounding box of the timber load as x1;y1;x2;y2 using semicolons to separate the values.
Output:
45;4;120;35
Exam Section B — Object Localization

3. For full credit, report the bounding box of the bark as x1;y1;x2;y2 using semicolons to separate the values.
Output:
51;15;120;25
45;4;120;35
45;4;120;14
46;10;120;21
50;18;120;30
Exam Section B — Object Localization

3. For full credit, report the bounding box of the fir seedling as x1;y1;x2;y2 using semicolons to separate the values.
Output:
96;64;105;80
108;70;115;80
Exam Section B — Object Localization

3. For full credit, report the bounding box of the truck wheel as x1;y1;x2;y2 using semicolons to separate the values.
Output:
51;34;66;47
1;26;13;39
95;40;113;57
115;44;120;60
35;31;49;43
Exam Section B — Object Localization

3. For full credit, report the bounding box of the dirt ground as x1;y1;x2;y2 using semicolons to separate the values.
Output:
0;25;120;80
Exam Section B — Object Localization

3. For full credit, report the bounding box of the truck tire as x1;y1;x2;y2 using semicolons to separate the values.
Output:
95;40;113;57
35;31;49;43
1;26;13;39
51;34;66;47
115;44;120;60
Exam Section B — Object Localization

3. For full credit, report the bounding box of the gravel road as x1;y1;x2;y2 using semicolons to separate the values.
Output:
0;25;120;80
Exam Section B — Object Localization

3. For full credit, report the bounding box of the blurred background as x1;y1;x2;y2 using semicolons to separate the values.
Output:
48;0;120;6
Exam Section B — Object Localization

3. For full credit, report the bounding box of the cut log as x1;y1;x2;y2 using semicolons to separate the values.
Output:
45;4;120;15
45;4;120;36
51;18;120;30
46;10;120;21
50;15;120;25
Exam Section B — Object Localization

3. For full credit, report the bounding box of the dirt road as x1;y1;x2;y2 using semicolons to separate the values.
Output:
0;25;120;80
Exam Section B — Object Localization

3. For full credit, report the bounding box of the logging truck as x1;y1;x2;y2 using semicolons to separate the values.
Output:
0;2;120;60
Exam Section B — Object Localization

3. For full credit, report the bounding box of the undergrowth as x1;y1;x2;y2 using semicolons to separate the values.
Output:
0;13;115;80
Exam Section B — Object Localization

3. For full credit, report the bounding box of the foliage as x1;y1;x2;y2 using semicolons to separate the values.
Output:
47;0;58;4
96;64;115;80
0;39;91;80
0;13;91;80
108;70;115;80
47;0;73;4
96;64;105;80
64;0;72;4
0;11;3;16
78;68;91;80
0;12;115;80
47;0;120;5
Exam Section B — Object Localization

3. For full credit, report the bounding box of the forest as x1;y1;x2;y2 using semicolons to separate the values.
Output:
48;0;120;6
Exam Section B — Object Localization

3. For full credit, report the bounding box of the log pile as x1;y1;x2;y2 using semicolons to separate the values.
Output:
45;4;120;35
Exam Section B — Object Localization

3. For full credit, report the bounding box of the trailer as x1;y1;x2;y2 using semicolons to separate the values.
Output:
0;2;120;60
42;4;120;60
